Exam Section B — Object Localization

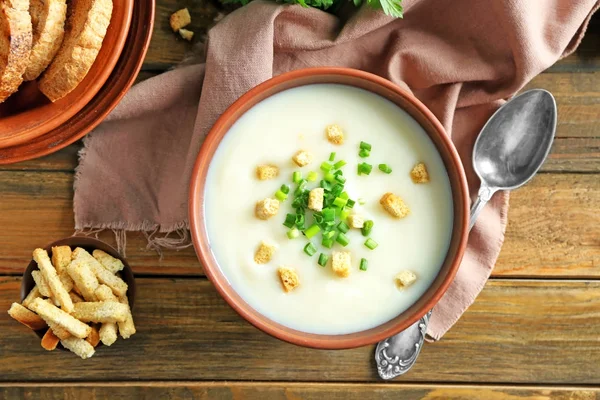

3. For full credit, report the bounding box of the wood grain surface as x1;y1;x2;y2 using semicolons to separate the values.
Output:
1;383;599;400
0;1;598;397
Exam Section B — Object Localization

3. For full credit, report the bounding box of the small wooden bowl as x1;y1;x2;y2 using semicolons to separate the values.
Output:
0;0;135;149
189;68;470;350
20;237;135;346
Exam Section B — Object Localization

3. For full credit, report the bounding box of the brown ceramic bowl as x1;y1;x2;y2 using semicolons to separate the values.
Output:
20;237;135;347
0;0;134;149
0;0;154;164
189;68;470;349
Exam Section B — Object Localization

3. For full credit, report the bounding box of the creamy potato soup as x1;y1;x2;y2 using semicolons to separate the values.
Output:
204;84;453;335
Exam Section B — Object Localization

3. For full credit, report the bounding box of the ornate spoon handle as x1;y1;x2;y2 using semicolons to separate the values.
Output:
375;192;487;380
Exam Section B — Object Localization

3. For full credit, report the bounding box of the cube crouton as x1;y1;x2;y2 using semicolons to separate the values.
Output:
380;193;410;218
254;242;275;264
308;188;324;212
170;8;191;32
331;251;351;278
255;198;280;220
51;246;72;274
179;28;194;41
256;164;279;180
292;150;313;167
326;124;344;145
278;267;299;292
347;214;364;228
395;270;417;289
410;162;430;183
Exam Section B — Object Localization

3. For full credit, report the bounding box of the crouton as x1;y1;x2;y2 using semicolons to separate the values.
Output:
179;28;194;41
326;124;344;145
410;162;430;183
22;286;41;308
169;8;191;32
99;322;118;346
85;325;101;347
256;164;279;180
73;248;128;297
67;258;99;301
278;267;299;292
69;291;84;304
347;214;364;229
331;251;351;278
48;321;71;340
92;250;124;274
72;301;129;323
380;193;410;218
254;242;275;264
61;337;95;359
292;150;314;167
31;271;52;298
51;246;72;274
308;188;324;212
255;198;280;220
8;302;47;331
33;248;74;312
41;328;60;351
28;298;91;339
395;270;417;289
117;295;136;339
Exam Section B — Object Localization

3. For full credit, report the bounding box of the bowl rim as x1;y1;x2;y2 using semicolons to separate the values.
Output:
189;67;470;349
0;0;135;149
0;0;155;164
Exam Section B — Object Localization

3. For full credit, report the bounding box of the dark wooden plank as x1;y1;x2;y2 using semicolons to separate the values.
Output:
1;277;600;383
1;382;600;399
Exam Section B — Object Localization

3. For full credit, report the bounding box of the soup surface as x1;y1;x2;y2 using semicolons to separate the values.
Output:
205;84;453;335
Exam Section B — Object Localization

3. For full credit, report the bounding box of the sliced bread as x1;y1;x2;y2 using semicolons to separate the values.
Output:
23;0;67;81
0;0;32;103
38;0;113;102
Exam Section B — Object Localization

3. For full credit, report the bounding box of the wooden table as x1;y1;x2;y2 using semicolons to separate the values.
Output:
1;2;599;398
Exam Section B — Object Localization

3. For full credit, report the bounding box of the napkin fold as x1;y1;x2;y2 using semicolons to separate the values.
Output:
74;0;599;340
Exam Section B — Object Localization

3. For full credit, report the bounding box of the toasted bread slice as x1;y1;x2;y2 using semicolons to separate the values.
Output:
23;0;67;81
38;0;112;102
0;0;32;103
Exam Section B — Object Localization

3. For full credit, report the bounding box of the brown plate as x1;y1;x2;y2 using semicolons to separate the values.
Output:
0;0;134;149
0;0;154;164
189;68;470;349
20;236;135;348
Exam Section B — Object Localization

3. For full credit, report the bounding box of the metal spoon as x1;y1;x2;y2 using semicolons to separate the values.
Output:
375;89;557;380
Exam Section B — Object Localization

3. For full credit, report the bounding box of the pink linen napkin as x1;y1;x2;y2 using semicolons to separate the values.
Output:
74;0;599;340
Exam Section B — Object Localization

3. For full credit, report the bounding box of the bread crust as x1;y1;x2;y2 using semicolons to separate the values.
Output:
23;0;67;81
0;0;32;103
38;0;112;102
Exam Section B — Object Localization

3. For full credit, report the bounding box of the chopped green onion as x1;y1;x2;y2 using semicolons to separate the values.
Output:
329;152;336;162
307;171;318;182
283;213;296;228
280;184;290;194
333;197;348;208
335;174;346;184
294;187;307;197
305;224;321;239
359;258;368;271
337;221;349;233
340;208;350;220
331;184;343;197
333;160;347;169
304;242;317;256
340;191;349;200
358;198;366;205
320;180;332;191
323;230;336;239
275;190;288;201
322;208;335;223
287;228;300;239
313;213;324;226
360;141;372;151
359;148;370;158
378;164;392;174
358;162;373;175
324;172;336;182
322;238;334;249
361;220;374;236
320;162;333;172
318;253;329;266
293;171;302;183
334;169;344;176
336;232;350;247
346;199;355;208
295;214;305;229
292;197;305;209
364;238;378;250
